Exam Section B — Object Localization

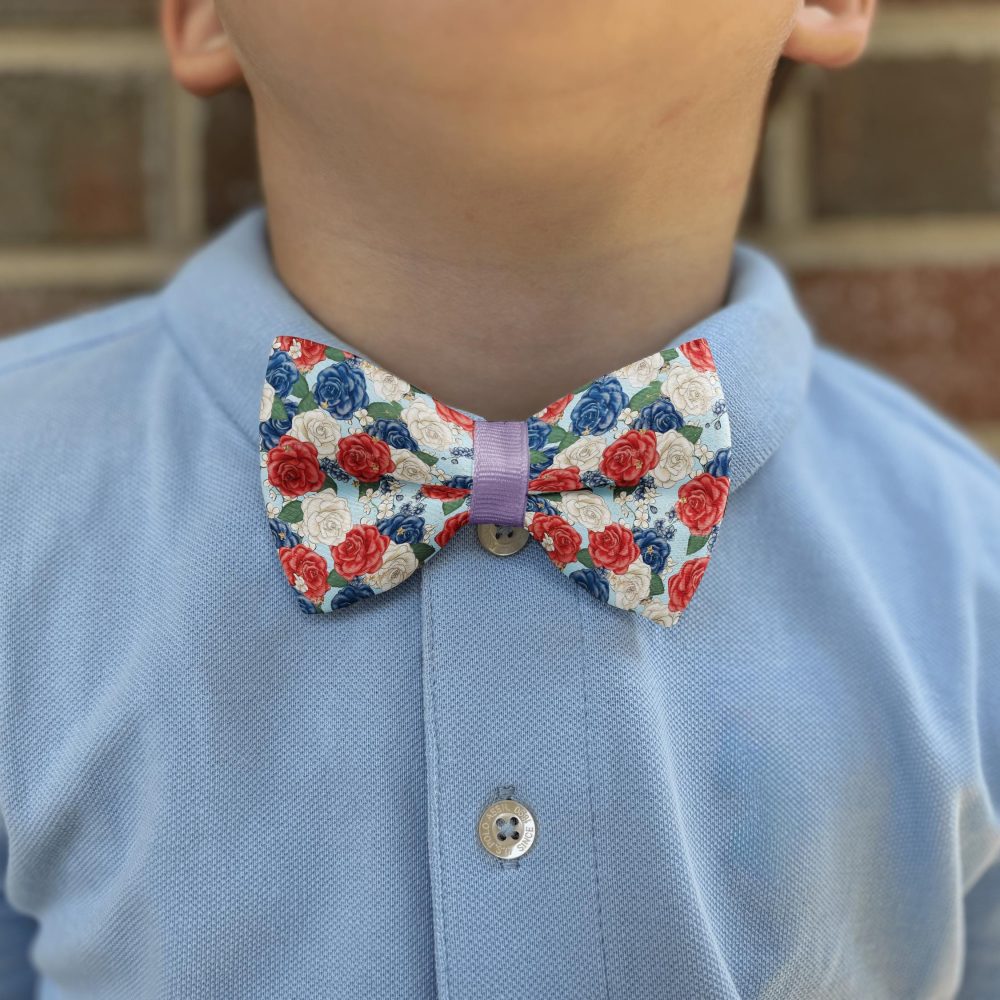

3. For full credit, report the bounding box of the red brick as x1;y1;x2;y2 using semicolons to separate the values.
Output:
0;74;148;243
810;58;997;215
791;265;1000;422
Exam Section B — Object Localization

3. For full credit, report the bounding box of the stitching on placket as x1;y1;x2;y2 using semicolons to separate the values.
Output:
423;569;453;1000
575;585;613;998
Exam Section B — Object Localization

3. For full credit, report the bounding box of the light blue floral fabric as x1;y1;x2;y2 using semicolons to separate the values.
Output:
259;335;732;625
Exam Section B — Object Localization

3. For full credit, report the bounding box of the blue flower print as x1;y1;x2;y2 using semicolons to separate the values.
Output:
319;457;351;482
526;494;559;516
632;528;671;574
265;350;300;397
580;470;614;491
706;447;730;478
268;518;302;549
527;417;552;451
446;475;473;490
295;594;320;614
260;396;298;449
331;582;376;608
570;376;628;435
632;397;683;433
377;512;426;545
570;567;610;602
369;418;418;452
314;361;368;418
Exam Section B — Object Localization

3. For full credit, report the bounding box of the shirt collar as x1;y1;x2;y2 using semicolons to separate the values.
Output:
161;206;814;493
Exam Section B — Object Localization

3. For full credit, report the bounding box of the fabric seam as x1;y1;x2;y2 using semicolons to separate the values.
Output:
575;583;613;998
423;571;452;1000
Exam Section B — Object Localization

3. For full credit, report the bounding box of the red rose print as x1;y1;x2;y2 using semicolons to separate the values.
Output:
421;484;471;501
267;435;326;498
528;514;582;566
679;338;717;373
598;429;658;487
538;394;573;424
434;511;470;547
337;433;396;482
276;337;328;371
676;474;729;535
588;523;640;574
667;556;709;612
332;524;390;579
528;467;583;493
436;401;475;432
278;544;330;603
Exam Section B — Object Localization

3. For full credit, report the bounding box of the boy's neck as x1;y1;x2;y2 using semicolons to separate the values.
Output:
261;116;753;422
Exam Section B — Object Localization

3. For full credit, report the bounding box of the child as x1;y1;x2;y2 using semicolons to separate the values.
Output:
1;0;997;996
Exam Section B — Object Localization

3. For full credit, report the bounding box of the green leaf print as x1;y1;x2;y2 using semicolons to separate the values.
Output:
649;574;665;597
277;500;303;523
366;401;404;421
411;542;436;563
296;391;318;414
679;425;702;444
628;383;662;411
686;534;709;555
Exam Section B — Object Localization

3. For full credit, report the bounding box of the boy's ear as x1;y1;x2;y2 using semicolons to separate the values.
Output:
161;0;244;97
781;0;878;70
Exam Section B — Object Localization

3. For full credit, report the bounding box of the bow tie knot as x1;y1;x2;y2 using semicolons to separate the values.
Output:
259;335;731;627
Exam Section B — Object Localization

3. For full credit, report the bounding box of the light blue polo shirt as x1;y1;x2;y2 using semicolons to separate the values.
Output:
1;207;998;999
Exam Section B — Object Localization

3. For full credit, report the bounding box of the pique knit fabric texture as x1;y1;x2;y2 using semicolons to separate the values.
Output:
0;207;998;1000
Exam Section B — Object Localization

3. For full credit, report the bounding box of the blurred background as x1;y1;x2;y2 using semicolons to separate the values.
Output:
0;0;998;456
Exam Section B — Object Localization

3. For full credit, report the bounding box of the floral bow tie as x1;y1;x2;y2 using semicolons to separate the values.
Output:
259;334;731;628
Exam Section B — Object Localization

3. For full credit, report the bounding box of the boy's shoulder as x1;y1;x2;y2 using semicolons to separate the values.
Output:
0;292;168;425
807;338;1000;502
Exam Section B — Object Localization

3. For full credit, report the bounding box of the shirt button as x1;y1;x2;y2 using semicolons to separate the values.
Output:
477;798;538;859
476;523;530;556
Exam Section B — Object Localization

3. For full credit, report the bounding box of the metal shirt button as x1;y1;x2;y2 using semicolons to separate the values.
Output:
476;523;530;557
477;797;538;859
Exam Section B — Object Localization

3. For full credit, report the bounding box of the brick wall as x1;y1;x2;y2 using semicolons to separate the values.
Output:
1;1;998;456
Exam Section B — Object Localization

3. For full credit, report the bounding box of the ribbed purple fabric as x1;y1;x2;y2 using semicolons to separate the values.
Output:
468;420;530;526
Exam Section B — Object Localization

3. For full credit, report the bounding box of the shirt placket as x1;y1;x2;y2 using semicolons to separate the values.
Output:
420;527;611;998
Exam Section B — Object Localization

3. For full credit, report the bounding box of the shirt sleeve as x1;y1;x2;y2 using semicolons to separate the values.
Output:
0;829;38;1000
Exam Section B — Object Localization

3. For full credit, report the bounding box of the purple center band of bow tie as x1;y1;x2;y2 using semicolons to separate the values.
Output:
468;420;529;526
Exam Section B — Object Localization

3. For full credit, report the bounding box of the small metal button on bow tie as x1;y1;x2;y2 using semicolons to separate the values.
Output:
258;334;732;627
